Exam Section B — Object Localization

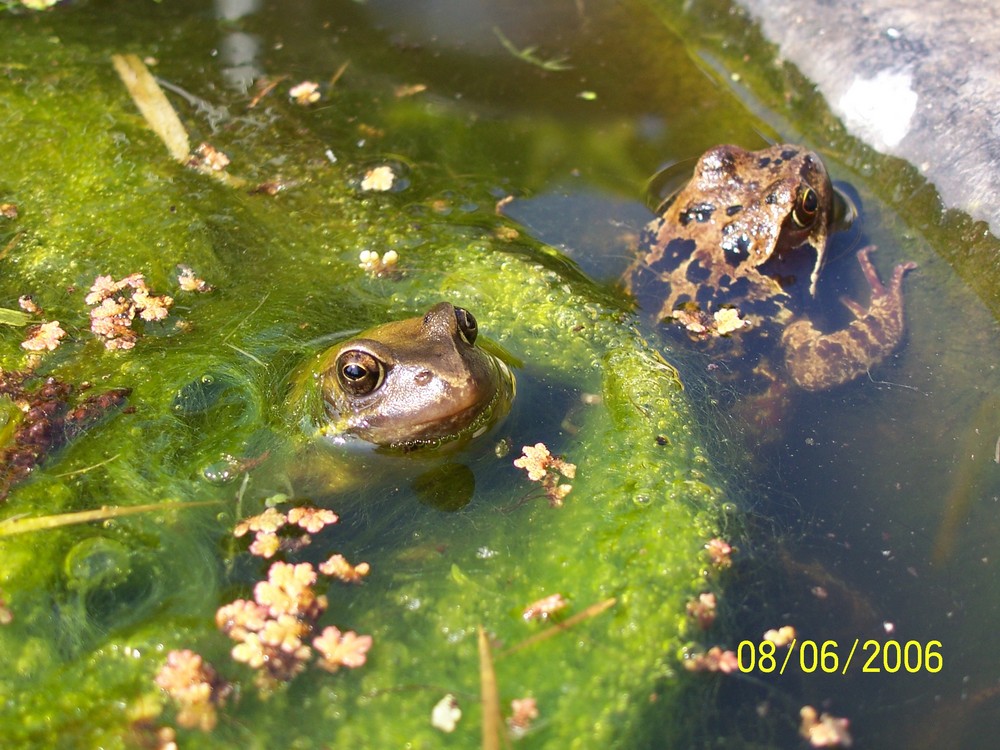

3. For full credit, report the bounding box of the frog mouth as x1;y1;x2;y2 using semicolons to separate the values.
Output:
381;360;516;450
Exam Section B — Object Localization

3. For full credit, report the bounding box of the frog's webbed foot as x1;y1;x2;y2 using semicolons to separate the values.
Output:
781;245;917;392
840;246;917;317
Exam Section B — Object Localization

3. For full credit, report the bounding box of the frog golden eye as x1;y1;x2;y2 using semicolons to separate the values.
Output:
792;187;820;228
454;306;478;345
335;350;385;396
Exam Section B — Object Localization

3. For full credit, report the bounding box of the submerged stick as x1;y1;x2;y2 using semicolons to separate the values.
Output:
111;53;245;188
111;53;190;163
0;500;218;536
932;395;1000;563
500;597;617;657
478;625;503;750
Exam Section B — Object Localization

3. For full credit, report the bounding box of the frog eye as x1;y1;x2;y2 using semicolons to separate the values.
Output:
335;350;385;396
454;306;478;345
792;187;820;228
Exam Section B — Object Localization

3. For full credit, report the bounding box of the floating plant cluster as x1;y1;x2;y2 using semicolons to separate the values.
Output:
85;273;174;351
156;502;372;735
512;442;576;507
12;266;210;355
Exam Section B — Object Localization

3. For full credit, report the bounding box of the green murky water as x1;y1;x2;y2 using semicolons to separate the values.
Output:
1;1;999;748
1;2;734;748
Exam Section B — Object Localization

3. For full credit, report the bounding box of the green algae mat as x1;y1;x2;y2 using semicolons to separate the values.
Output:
0;6;733;747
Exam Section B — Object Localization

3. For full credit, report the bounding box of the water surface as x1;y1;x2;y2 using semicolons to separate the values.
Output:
1;0;998;748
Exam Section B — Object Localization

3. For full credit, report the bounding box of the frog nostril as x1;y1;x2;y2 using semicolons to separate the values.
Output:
414;370;433;386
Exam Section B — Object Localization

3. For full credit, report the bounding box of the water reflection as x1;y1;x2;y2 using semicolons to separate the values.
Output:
214;0;263;91
214;0;260;20
357;0;570;51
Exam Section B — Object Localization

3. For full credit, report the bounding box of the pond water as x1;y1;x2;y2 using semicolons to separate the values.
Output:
1;0;998;748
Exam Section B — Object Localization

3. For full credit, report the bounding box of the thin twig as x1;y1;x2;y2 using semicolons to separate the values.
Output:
865;370;919;391
0;499;219;536
329;60;350;88
111;53;190;162
0;231;25;262
247;75;288;109
52;453;121;478
111;53;246;188
478;625;504;750
500;597;617;656
224;342;268;368
222;291;270;343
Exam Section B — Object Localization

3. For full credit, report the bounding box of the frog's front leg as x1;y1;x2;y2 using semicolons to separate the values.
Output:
781;246;917;391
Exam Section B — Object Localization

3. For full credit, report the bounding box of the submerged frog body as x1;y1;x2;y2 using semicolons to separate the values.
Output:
306;302;514;450
626;143;916;392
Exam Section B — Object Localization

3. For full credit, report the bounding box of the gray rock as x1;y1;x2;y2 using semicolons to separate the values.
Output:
738;0;1000;236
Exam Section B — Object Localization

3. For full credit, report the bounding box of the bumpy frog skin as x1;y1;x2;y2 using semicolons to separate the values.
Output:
626;143;916;392
318;302;514;448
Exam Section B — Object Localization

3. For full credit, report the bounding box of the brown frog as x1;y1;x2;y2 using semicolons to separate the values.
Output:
292;302;515;450
284;302;515;507
625;143;916;392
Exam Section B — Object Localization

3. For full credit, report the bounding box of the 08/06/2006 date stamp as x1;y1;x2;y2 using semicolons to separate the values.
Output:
737;639;942;675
